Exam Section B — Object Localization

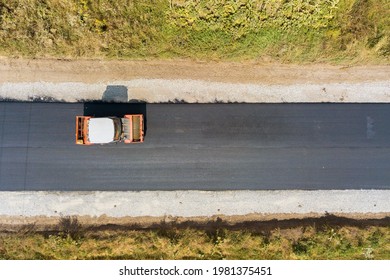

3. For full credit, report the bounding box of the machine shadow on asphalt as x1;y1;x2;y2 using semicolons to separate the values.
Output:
83;101;148;136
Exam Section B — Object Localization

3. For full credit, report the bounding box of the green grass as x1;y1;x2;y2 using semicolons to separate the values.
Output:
0;0;389;63
0;218;389;260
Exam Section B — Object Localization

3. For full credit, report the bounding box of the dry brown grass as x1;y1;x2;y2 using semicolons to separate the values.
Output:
0;0;389;63
0;216;389;260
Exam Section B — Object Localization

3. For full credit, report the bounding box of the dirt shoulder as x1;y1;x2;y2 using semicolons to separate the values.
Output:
1;213;389;232
1;58;390;85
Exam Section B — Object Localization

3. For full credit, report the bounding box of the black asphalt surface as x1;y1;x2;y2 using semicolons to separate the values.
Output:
0;102;389;191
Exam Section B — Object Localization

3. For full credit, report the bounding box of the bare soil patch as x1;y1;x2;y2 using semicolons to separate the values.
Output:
1;58;389;85
0;213;389;234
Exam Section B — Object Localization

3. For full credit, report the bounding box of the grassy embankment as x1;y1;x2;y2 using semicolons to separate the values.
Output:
0;217;389;259
0;0;389;63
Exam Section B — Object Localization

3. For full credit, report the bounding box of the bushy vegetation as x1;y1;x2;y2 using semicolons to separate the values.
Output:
0;0;389;62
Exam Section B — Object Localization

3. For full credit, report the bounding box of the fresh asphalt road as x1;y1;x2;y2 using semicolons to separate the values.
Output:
0;102;389;191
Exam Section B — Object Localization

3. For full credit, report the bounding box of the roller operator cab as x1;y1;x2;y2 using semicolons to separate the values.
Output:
76;115;144;145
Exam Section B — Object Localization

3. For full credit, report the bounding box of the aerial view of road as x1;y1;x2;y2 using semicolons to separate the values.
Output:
1;0;390;266
0;102;389;191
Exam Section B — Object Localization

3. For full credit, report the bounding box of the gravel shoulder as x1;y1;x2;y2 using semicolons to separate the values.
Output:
1;58;390;103
0;190;389;228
